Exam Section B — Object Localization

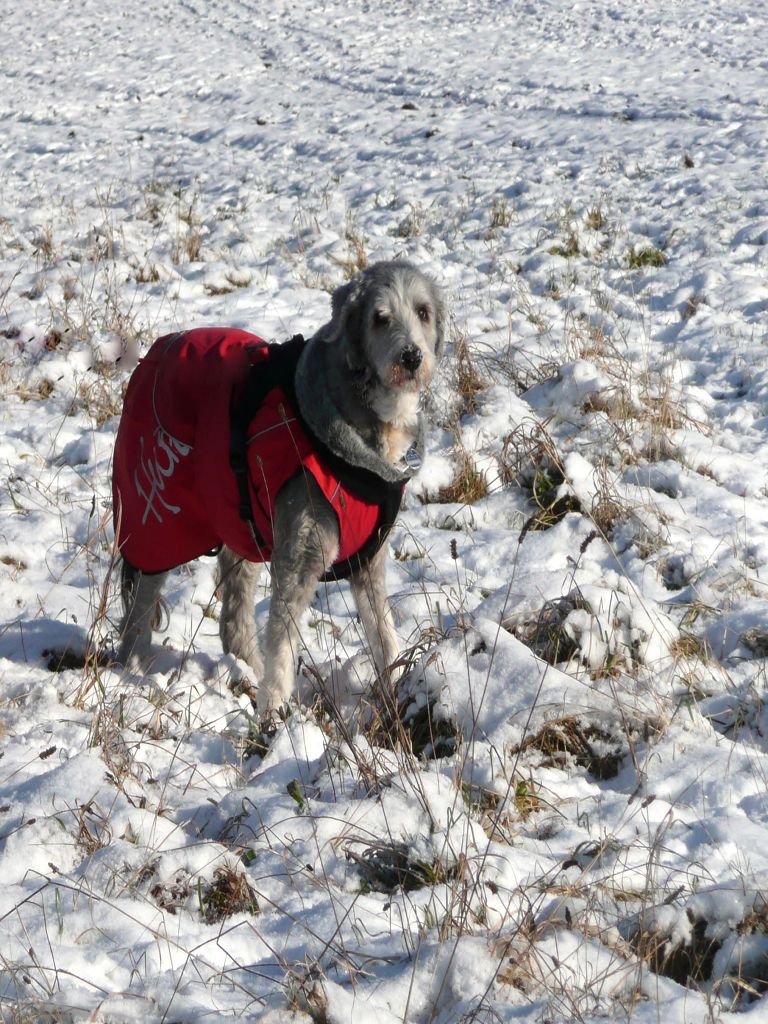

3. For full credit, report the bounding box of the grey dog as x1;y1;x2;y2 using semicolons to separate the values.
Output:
116;261;444;711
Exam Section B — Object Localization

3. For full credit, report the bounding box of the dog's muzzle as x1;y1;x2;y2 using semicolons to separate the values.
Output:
399;345;423;374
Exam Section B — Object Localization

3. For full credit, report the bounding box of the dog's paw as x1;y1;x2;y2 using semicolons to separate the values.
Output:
222;652;263;703
119;647;155;674
259;651;298;713
255;677;295;717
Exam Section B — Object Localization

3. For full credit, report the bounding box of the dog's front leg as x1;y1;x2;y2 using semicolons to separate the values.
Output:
260;476;340;712
118;560;167;668
350;542;399;683
218;545;263;677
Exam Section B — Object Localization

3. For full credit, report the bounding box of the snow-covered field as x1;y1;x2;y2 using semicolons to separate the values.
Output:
2;1;768;1020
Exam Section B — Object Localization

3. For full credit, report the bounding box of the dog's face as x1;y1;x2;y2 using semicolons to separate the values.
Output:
323;261;444;421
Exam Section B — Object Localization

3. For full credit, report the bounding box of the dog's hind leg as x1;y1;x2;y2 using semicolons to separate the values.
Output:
260;477;340;712
350;543;398;684
217;545;263;677
118;559;167;668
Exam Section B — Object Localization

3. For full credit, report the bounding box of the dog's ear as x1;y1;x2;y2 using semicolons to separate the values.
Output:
430;281;447;360
320;274;367;347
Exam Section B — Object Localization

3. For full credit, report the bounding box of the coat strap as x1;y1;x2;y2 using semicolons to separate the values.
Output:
228;335;306;547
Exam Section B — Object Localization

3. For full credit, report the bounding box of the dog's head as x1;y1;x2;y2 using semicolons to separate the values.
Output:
321;261;444;420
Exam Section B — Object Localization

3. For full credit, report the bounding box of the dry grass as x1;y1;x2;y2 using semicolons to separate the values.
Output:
345;838;464;893
426;449;489;505
498;419;563;492
199;865;260;923
507;592;591;665
510;715;625;780
76;374;124;427
150;872;192;915
629;913;719;986
204;269;253;296
395;685;459;760
669;631;710;661
0;551;26;572
626;244;666;269
452;333;487;418
364;626;455;757
519;493;582;538
174;225;202;263
74;800;112;856
585;205;605;231
485;194;514;239
548;232;582;259
330;221;369;279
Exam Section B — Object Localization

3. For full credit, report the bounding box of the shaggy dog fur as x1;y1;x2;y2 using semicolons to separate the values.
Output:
118;261;444;711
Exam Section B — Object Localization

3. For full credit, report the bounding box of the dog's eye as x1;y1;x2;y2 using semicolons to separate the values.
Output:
373;310;390;328
416;304;431;323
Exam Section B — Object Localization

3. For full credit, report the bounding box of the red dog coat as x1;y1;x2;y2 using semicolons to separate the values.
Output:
112;329;404;575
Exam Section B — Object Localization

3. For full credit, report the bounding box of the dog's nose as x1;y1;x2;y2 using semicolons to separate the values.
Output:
400;345;422;373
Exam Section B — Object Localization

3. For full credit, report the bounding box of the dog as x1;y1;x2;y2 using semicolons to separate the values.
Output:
113;260;444;711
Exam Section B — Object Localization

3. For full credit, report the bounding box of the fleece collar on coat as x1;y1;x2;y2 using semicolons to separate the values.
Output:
294;335;424;487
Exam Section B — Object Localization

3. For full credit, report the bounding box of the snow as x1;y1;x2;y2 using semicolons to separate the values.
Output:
3;0;768;1020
